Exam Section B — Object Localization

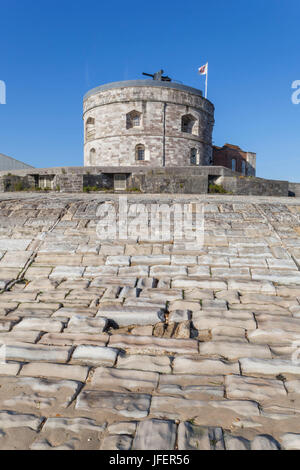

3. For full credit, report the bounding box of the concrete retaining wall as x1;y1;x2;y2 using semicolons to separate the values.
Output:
289;183;300;197
0;166;293;197
216;176;289;197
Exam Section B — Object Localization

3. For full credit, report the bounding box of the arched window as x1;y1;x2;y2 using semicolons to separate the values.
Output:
127;110;142;129
86;117;95;141
232;158;236;172
89;148;96;165
181;114;197;134
190;148;197;165
135;144;145;161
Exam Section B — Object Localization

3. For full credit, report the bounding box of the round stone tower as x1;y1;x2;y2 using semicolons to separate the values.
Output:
83;79;215;167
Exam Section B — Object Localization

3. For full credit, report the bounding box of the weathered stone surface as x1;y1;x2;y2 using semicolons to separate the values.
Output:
211;267;250;279
66;315;107;334
109;334;198;355
284;379;300;394
193;313;256;331
39;332;108;346
13;317;64;333
52;307;96;318
248;328;300;345
251;435;280;450
173;356;239;375
91;366;159;392
131;255;170;266
0;239;31;251
0;362;21;376
49;266;85;279
84;266;118;277
178;422;223;450
252;269;300;285
76;390;151;418
0;376;81;411
100;434;132;450
172;279;227;290
169;310;191;323
132;419;177;450
106;256;130;266
225;375;286;402
150;265;187;277
97;305;165;326
150;396;259;419
240;358;300;377
2;194;300;449
4;343;71;363
281;433;300;450
158;382;224;400
117;354;171;374
0;251;32;268
224;434;250;450
30;437;79;450
72;345;118;366
0;411;43;431
107;421;137;435
20;362;89;382
200;341;271;360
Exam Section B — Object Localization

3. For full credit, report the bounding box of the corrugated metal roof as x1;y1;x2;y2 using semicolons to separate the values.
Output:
0;153;34;171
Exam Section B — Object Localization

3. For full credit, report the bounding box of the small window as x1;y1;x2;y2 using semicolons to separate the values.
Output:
86;117;95;140
242;160;246;175
90;148;96;165
132;115;140;127
136;144;145;161
181;114;197;134
127;110;142;129
232;158;236;172
190;148;197;165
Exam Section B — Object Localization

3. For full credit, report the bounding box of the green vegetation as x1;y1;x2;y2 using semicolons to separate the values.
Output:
127;187;141;192
208;183;228;194
83;185;101;192
13;181;26;191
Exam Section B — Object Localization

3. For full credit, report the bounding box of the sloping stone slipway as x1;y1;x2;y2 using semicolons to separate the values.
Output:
1;192;300;450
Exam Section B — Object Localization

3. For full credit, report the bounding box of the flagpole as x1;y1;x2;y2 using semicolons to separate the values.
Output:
205;63;208;99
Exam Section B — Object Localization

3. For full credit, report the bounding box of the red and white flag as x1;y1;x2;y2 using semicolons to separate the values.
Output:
198;63;208;98
198;63;208;75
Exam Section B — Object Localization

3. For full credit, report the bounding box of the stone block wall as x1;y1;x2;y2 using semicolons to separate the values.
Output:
0;174;35;192
288;182;300;197
130;172;208;194
0;165;292;197
216;176;289;196
56;174;83;193
83;81;215;168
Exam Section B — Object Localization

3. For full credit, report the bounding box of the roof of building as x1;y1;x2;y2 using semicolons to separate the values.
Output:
84;79;204;101
0;153;34;171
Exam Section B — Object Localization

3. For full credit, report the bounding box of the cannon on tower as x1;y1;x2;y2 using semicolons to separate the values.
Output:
142;69;172;82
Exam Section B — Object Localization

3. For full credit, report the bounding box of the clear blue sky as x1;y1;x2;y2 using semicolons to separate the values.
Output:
0;0;299;181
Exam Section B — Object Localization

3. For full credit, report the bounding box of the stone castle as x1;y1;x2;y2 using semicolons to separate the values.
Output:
0;71;297;196
83;78;215;167
83;75;257;178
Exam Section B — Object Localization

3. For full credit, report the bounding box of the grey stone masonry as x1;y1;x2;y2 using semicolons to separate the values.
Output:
0;192;299;449
83;80;215;167
0;165;291;196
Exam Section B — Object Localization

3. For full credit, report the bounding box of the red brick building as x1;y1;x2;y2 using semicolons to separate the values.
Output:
213;143;256;176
